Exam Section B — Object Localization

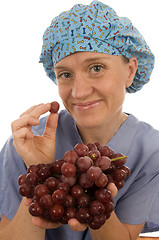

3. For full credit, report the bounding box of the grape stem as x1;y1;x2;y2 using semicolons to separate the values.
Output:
110;156;128;162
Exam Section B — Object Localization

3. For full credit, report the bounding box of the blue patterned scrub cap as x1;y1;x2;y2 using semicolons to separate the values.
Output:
39;0;155;93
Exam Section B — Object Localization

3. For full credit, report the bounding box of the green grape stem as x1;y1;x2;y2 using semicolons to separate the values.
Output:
110;156;128;162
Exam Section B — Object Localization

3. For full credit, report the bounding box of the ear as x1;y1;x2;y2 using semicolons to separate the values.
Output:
126;57;138;88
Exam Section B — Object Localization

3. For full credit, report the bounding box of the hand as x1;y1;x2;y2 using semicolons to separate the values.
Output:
25;182;118;231
11;103;58;167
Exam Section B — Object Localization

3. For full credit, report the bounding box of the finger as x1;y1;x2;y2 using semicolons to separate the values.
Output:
29;103;51;119
25;198;32;206
11;115;40;132
68;218;87;231
43;113;58;140
32;217;62;229
20;104;44;117
107;182;118;198
13;127;33;141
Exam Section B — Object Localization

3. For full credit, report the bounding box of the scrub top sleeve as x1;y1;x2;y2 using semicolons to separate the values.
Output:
0;136;27;220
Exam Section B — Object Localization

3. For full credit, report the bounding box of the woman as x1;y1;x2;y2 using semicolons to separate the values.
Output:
0;1;159;239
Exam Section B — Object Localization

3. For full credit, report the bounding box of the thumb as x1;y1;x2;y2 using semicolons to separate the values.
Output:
43;113;58;140
107;182;118;198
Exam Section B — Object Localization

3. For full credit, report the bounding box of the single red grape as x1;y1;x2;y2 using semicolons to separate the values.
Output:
34;184;49;198
86;143;97;151
29;202;43;216
78;173;94;188
86;166;102;181
38;167;51;182
70;185;84;199
96;156;111;170
74;143;89;157
92;214;106;225
45;177;59;191
95;188;112;203
57;182;70;194
89;200;105;215
19;183;31;197
89;221;103;230
50;101;60;113
104;201;114;215
114;180;124;189
76;208;92;224
18;174;27;185
89;214;106;229
77;156;93;172
120;166;131;178
52;189;67;204
63;194;76;208
95;173;108;187
88;149;101;162
63;207;76;221
99;145;114;158
26;172;39;186
113;169;126;181
61;162;76;177
78;195;90;208
64;150;79;164
52;159;65;173
27;165;39;174
49;204;64;219
39;194;54;209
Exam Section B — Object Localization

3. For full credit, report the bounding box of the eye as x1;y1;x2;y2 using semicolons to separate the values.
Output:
57;72;72;80
90;64;104;74
92;65;102;72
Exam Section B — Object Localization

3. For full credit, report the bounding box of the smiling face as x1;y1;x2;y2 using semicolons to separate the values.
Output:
54;52;137;131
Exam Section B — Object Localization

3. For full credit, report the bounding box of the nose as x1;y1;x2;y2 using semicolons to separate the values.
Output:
71;73;93;99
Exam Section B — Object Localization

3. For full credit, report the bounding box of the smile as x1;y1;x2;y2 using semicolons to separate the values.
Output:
73;100;102;111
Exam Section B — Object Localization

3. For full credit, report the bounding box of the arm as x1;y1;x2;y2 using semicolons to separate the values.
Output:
0;103;60;239
89;212;145;240
0;198;45;240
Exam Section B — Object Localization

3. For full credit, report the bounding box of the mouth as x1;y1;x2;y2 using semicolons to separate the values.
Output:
73;100;102;111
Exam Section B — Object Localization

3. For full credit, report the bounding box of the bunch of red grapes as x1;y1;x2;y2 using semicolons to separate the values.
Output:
18;101;130;229
18;142;130;230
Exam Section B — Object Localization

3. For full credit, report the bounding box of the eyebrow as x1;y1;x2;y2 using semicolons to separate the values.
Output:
53;56;110;71
53;66;68;71
84;56;110;63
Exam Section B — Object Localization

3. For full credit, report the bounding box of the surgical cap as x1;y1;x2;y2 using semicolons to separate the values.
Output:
39;0;155;93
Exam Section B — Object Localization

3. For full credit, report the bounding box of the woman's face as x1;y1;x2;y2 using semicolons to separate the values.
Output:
54;52;135;129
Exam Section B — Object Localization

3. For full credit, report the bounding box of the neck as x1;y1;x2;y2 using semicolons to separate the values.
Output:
77;112;128;146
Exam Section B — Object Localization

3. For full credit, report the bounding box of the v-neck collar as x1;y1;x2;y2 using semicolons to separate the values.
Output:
107;114;139;155
71;113;139;156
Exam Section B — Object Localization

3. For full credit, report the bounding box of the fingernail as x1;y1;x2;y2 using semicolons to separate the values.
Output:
32;217;37;224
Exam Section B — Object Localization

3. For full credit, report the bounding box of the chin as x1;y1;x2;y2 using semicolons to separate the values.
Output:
74;114;106;129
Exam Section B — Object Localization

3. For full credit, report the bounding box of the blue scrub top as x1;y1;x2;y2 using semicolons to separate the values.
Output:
0;110;159;239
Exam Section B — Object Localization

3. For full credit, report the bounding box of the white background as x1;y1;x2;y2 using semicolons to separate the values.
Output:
0;0;159;151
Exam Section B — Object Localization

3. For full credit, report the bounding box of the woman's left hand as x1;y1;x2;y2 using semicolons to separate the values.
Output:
68;182;118;232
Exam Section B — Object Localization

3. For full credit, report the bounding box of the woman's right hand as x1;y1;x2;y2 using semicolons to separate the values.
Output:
11;103;59;167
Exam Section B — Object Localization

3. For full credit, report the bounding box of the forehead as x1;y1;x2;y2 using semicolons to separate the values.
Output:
54;52;120;69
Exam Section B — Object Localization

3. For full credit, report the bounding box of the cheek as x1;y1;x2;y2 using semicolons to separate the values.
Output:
57;84;70;104
100;73;125;95
100;74;126;106
109;71;128;93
